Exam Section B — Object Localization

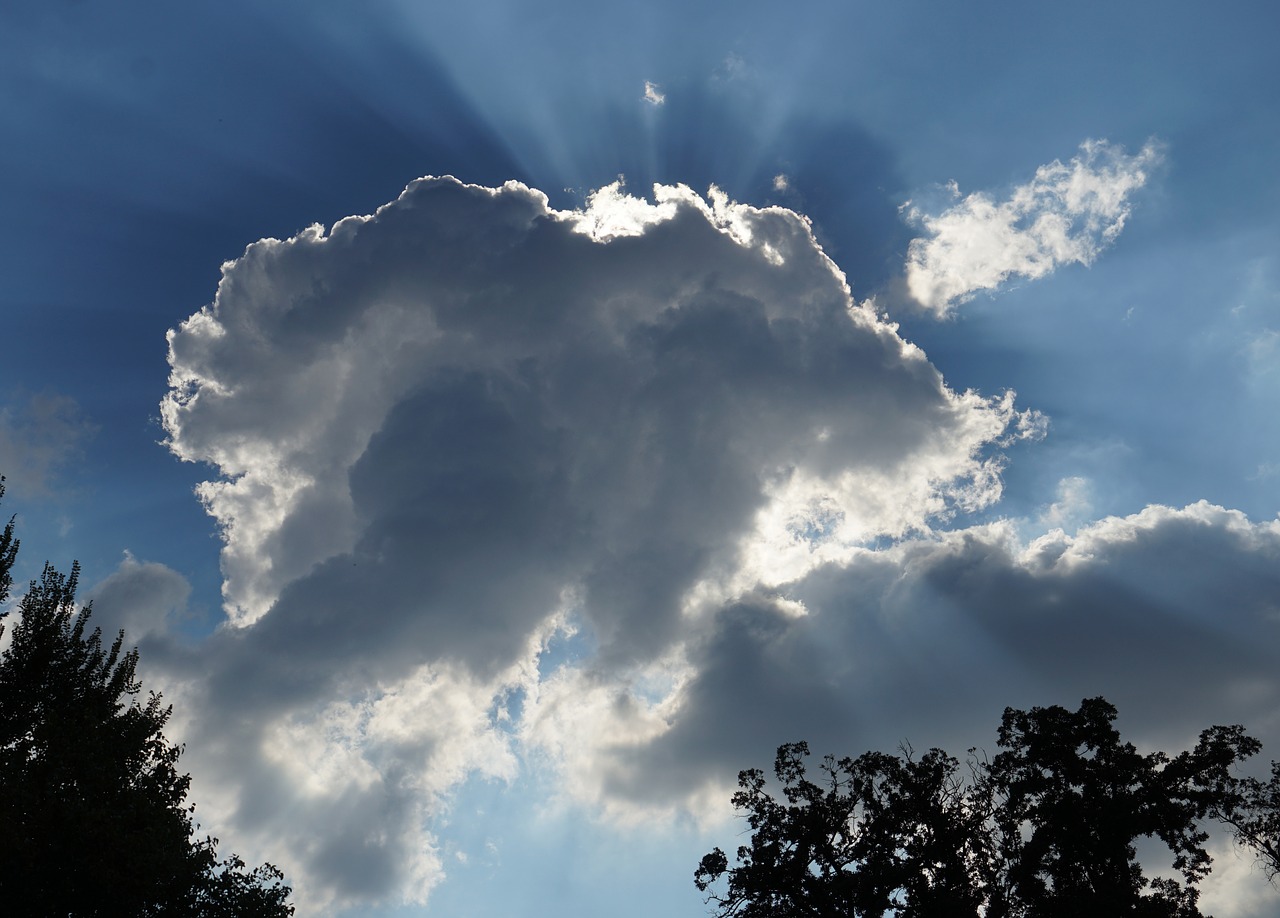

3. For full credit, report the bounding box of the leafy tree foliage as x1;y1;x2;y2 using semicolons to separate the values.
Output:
697;698;1265;917
0;482;294;916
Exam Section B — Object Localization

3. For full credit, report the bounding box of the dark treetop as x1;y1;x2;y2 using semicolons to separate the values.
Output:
697;696;1277;918
0;480;294;917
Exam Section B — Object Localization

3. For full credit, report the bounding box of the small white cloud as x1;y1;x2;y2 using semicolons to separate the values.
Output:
1034;476;1094;534
772;173;790;192
642;80;665;105
904;139;1163;316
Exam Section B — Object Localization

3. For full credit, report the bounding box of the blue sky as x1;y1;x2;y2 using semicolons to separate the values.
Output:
3;1;1280;915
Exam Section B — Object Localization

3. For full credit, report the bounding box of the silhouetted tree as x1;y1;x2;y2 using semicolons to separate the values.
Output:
696;742;992;917
1216;759;1280;882
0;481;293;916
983;697;1258;917
697;698;1263;918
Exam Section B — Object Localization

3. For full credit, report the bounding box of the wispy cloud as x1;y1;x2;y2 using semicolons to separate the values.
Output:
903;139;1162;315
0;392;94;497
642;80;665;105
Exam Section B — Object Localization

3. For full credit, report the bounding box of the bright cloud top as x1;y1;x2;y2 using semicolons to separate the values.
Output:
904;139;1162;315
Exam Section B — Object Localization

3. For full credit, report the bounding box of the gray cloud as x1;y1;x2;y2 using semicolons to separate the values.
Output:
87;553;191;641
160;176;1030;908
590;503;1280;813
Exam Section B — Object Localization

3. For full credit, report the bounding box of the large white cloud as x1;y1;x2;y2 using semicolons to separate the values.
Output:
157;174;1279;915
163;175;1032;646
903;139;1162;315
160;176;1035;908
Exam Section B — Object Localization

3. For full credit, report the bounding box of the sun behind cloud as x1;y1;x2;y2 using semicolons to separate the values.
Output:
160;174;1034;906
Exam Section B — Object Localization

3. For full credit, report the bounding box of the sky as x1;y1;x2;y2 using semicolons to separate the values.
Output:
3;1;1280;915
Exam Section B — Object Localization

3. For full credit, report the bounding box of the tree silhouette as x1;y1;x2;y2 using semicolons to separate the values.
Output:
697;698;1264;918
0;481;293;916
1217;759;1280;882
696;742;992;917
983;698;1258;917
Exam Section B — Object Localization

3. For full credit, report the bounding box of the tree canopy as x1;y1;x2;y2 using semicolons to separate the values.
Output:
0;481;294;916
697;697;1275;917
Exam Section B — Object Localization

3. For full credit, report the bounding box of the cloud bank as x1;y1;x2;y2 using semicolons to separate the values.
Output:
156;173;1277;914
903;140;1162;315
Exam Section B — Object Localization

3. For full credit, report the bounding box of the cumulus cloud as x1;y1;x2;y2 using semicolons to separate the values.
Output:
164;176;1027;637
903;139;1162;315
159;173;1278;914
161;176;1033;907
642;80;665;105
